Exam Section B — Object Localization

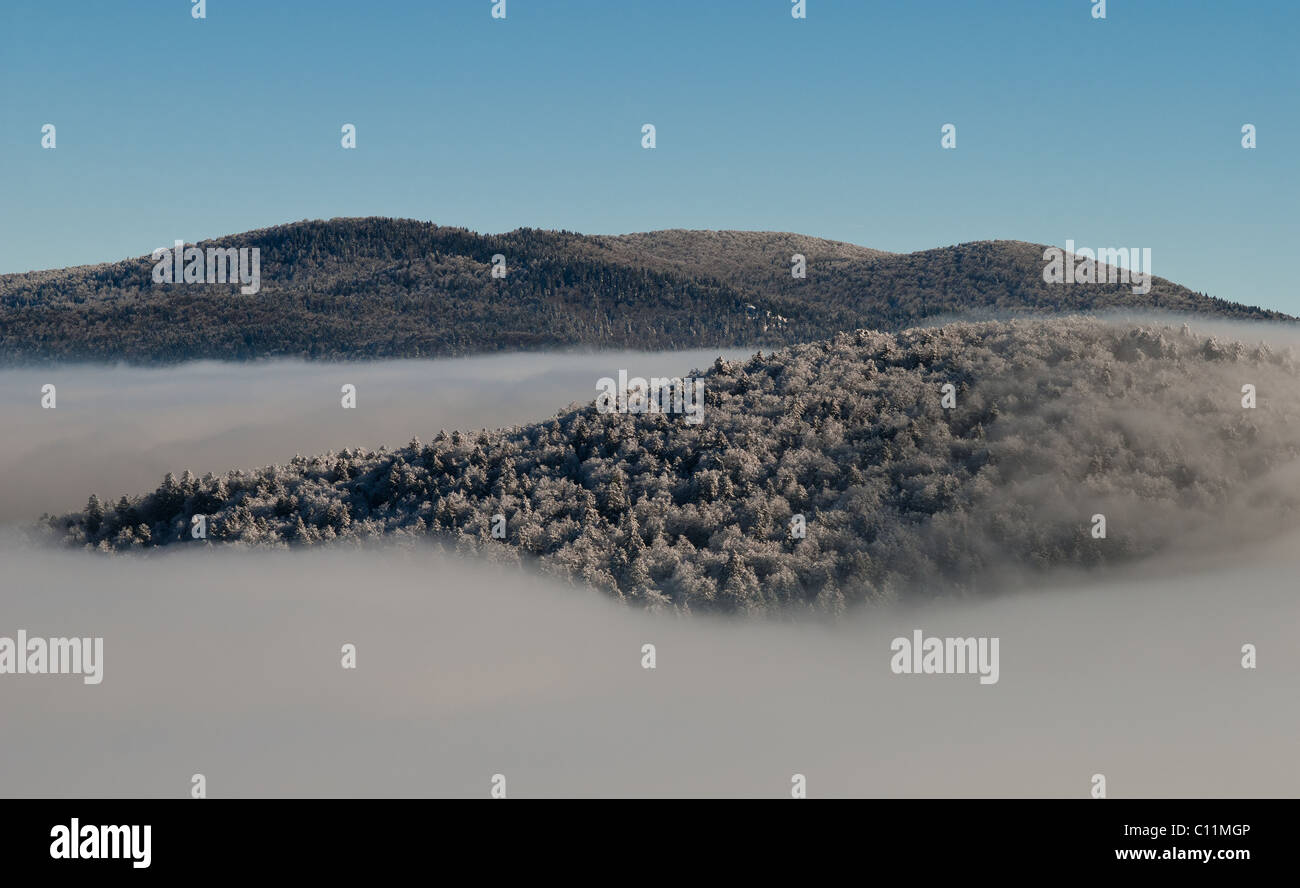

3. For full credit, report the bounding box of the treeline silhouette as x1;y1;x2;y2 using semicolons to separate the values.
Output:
1;218;1287;363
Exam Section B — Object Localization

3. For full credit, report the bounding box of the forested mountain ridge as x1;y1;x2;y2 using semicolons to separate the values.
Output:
1;218;1287;363
49;317;1300;613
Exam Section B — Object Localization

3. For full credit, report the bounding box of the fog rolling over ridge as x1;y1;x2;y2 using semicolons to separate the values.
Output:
0;348;751;524
3;317;1298;798
44;316;1300;612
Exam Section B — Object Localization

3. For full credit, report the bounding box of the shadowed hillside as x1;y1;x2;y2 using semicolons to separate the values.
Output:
48;317;1300;614
1;218;1287;363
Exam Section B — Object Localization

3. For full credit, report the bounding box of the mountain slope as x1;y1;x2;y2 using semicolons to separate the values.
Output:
1;218;1287;363
48;317;1300;613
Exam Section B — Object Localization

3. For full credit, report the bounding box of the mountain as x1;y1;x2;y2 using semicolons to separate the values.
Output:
1;217;1287;363
48;317;1300;613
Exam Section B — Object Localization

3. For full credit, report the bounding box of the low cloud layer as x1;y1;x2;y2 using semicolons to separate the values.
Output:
0;534;1294;797
2;322;1297;796
0;348;751;523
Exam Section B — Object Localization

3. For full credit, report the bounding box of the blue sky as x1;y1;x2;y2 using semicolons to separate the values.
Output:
2;0;1296;312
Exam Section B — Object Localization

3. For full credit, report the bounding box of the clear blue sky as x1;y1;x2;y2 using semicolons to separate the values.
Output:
2;0;1296;312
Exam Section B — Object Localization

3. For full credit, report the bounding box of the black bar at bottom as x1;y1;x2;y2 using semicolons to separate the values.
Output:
0;799;1284;874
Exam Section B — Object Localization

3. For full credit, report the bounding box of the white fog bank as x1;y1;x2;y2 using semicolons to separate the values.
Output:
0;536;1294;798
0;349;754;522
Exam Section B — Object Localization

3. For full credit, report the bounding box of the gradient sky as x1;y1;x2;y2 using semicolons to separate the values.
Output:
2;0;1296;312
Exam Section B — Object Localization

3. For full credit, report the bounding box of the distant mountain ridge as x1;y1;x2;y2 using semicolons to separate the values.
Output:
0;217;1287;363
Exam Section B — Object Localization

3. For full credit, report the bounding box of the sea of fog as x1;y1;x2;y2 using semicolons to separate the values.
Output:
1;536;1295;797
1;343;1297;797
